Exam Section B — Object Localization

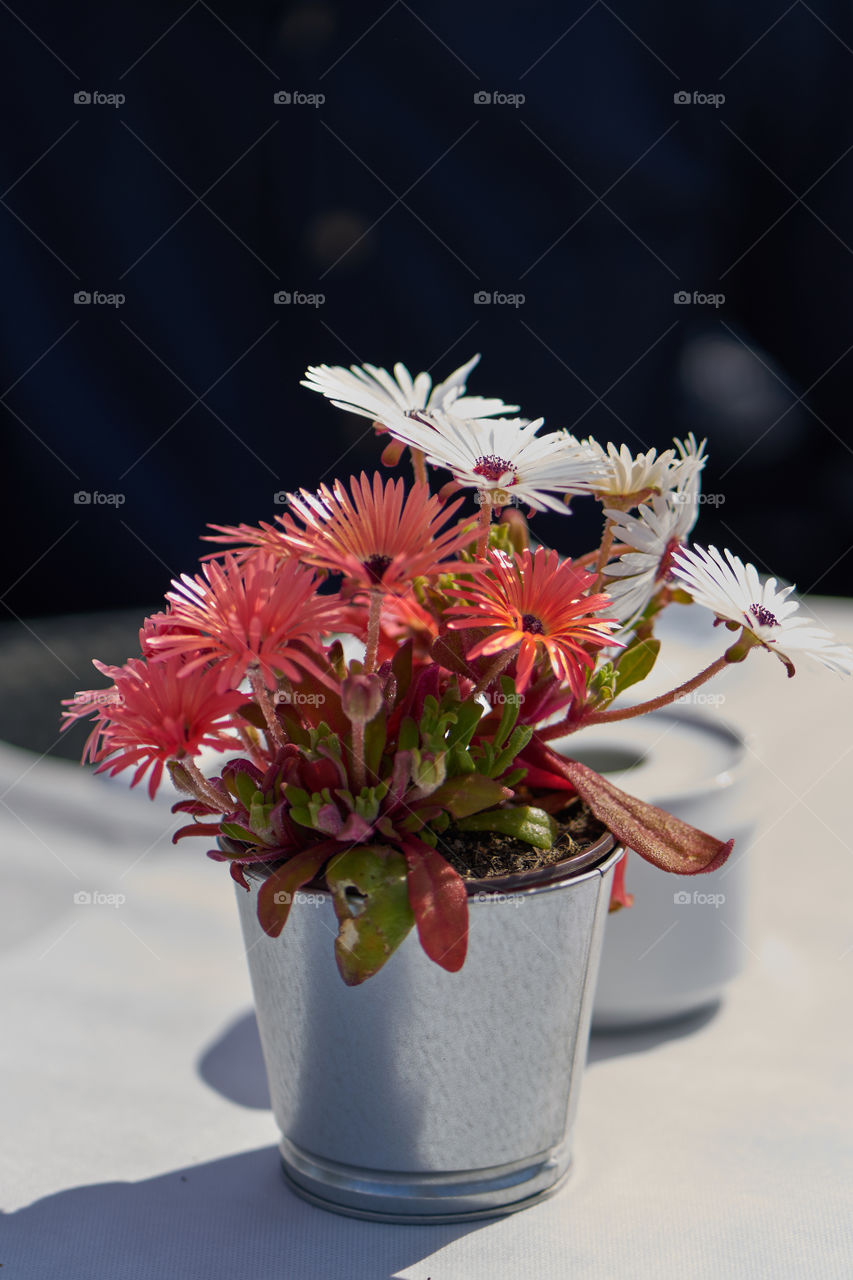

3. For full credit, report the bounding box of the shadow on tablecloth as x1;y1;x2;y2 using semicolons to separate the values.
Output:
2;1147;485;1279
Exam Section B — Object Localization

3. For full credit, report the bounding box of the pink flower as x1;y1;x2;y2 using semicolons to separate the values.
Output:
446;547;621;697
76;656;246;798
277;472;475;594
146;553;340;690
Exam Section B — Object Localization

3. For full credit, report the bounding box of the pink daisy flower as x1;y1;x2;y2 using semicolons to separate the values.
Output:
446;547;621;697
277;472;476;595
68;655;246;798
146;553;339;690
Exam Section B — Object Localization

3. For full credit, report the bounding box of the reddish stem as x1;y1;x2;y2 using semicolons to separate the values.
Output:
410;447;428;489
476;499;492;558
539;652;731;738
249;667;285;749
364;587;383;674
182;757;226;811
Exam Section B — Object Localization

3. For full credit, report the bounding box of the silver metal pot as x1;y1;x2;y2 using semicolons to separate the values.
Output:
235;834;622;1223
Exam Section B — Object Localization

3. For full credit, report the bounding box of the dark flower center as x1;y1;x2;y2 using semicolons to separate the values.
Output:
364;554;393;583
521;613;545;634
473;455;516;483
750;603;779;628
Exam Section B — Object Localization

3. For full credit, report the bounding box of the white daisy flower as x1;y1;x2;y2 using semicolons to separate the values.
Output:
377;411;603;514
301;354;517;426
573;431;707;502
601;483;700;623
672;544;853;676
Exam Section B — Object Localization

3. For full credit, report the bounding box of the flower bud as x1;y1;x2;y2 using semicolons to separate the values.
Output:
341;673;384;725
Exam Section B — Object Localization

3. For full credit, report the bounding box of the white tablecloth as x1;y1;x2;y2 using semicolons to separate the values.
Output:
3;602;852;1278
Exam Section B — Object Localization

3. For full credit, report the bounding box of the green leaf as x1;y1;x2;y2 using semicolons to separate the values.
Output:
220;821;259;844
446;700;483;751
363;711;387;776
398;716;419;752
410;751;446;794
233;771;261;812
614;638;660;695
490;724;533;778
326;847;415;985
428;772;512;819
493;677;521;750
455;805;558;849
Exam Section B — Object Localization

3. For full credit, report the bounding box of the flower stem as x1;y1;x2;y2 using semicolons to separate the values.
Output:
182;757;226;811
236;723;266;769
592;517;616;592
249;667;285;749
576;541;629;570
350;721;366;793
410;447;428;489
471;646;518;699
540;652;731;738
364;587;384;674
476;498;492;558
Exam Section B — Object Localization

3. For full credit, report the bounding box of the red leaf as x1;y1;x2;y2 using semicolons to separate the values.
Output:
256;844;337;937
400;836;468;972
609;851;634;911
522;739;733;876
172;822;224;843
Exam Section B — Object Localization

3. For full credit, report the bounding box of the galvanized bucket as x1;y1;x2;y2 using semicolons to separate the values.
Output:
235;834;622;1223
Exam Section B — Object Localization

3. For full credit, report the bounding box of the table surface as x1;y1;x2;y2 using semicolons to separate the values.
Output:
2;601;853;1279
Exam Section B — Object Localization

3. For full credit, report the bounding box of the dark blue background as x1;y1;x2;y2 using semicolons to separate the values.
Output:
4;1;853;618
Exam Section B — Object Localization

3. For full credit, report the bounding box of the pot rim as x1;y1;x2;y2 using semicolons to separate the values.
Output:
239;830;621;899
549;705;757;810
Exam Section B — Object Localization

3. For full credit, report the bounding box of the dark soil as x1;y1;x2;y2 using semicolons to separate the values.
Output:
439;798;609;880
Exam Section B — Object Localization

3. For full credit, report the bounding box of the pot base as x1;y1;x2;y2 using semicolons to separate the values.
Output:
279;1138;572;1223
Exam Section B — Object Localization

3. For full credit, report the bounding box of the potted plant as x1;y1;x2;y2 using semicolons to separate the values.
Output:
63;355;851;1222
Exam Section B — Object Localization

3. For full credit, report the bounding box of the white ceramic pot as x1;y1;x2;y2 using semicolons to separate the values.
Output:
552;707;756;1029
